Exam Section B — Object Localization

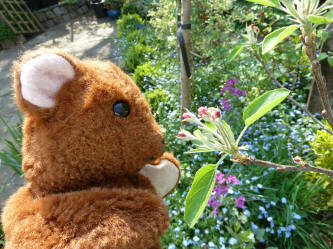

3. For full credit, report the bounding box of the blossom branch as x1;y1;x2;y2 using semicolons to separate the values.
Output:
252;50;333;136
232;154;333;177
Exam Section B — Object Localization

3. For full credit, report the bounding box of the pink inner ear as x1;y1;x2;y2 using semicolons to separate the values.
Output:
20;54;75;108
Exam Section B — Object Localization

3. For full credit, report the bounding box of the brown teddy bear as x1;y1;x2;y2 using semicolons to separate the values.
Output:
1;48;180;249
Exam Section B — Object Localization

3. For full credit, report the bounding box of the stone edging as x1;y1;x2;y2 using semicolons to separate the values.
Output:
34;0;89;29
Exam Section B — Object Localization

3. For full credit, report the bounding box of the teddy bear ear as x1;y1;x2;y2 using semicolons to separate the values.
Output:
16;53;75;109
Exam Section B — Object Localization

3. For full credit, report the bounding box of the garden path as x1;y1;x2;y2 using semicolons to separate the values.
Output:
0;11;119;207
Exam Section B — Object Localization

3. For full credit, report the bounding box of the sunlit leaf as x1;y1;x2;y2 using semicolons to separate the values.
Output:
229;45;244;60
318;52;328;61
247;0;281;8
205;121;217;132
328;56;333;67
309;15;333;24
243;89;290;126
262;25;299;54
185;164;217;227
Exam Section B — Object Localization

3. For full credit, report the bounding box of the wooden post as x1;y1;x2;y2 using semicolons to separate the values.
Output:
179;0;192;119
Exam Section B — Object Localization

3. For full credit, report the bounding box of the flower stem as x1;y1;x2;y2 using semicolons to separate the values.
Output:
236;126;248;146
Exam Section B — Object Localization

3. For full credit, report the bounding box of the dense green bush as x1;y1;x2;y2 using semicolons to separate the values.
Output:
122;0;154;19
310;123;333;170
144;88;171;122
124;30;146;45
0;23;16;43
133;62;160;90
309;123;333;210
116;13;144;38
124;43;152;72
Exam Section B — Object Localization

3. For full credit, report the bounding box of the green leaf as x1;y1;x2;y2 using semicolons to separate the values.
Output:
246;0;280;8
262;25;299;54
243;89;290;126
205;121;217;132
229;45;244;60
328;56;333;67
185;164;217;227
309;15;333;24
321;31;329;42
318;52;328;61
254;228;266;240
185;148;217;154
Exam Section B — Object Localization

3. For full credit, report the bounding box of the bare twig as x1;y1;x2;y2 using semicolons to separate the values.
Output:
253;51;333;136
302;32;333;129
190;51;204;59
232;155;333;177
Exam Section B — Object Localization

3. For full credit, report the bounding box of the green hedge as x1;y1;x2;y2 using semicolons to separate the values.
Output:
0;22;16;43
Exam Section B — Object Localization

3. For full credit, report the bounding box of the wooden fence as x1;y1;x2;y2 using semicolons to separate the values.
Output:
0;0;44;35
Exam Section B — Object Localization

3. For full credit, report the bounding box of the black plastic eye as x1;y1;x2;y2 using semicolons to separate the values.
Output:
113;101;130;117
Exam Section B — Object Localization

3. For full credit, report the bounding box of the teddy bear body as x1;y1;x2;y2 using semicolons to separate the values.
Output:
1;49;180;249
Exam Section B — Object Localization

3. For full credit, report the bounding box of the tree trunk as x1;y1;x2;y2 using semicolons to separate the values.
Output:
179;0;192;119
308;23;333;114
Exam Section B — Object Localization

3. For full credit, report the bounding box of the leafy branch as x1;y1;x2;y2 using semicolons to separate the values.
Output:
252;50;333;136
245;0;333;132
179;88;333;228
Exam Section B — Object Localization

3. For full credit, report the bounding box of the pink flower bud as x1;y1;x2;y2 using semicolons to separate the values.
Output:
211;110;221;120
178;131;186;138
250;23;255;29
198;106;208;117
293;156;301;163
182;113;191;119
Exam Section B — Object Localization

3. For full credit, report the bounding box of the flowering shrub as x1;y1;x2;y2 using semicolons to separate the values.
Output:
208;172;244;215
177;89;291;227
220;78;246;111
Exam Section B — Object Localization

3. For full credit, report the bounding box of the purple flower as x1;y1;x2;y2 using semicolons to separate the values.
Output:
213;185;228;196
212;208;218;215
216;172;225;184
235;196;246;209
220;86;232;96
230;88;246;97
226;175;239;185
208;197;219;207
231;88;240;96
221;98;231;111
226;78;238;86
220;184;229;195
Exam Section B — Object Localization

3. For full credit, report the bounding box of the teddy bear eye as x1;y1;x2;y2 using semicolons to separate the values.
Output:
113;101;130;117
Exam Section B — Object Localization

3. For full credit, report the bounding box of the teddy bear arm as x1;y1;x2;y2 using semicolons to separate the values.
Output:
2;185;169;249
140;152;181;198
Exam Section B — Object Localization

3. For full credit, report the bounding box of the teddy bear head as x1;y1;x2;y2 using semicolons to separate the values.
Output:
13;48;166;195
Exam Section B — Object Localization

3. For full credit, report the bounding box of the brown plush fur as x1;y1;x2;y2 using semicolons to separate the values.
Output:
1;48;180;249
